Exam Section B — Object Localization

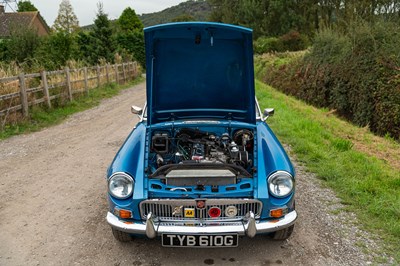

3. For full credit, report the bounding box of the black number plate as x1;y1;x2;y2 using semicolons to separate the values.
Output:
162;234;238;247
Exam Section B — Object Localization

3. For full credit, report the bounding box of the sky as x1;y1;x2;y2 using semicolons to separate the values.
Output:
3;0;187;26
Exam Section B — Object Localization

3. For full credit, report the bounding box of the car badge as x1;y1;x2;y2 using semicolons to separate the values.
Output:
196;200;205;209
172;206;183;216
184;208;195;218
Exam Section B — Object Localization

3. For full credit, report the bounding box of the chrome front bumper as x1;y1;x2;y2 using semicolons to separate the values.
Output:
106;210;297;238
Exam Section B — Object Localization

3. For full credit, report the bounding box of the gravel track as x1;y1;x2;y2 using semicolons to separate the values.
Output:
0;82;390;266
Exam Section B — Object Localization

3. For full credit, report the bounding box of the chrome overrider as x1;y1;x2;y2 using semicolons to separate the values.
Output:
106;210;297;238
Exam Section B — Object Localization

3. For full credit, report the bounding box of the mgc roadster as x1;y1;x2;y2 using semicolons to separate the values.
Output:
106;22;296;247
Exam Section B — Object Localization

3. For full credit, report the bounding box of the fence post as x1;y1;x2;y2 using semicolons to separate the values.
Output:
128;62;133;80
122;63;127;83
126;63;130;80
41;70;51;108
133;62;138;78
115;64;120;84
105;64;110;84
83;67;89;96
18;73;29;117
96;65;101;87
65;67;73;101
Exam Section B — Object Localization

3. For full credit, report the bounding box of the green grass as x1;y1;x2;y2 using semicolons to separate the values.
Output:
256;80;400;262
0;77;144;140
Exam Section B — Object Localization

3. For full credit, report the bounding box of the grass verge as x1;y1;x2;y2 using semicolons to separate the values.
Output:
0;77;144;140
256;80;400;262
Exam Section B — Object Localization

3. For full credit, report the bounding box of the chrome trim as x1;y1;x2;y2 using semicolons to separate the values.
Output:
255;98;263;121
131;105;143;116
145;212;156;239
267;171;294;198
169;187;188;192
183;120;221;124
140;103;147;122
139;199;262;221
106;210;297;237
245;211;257;238
108;172;134;200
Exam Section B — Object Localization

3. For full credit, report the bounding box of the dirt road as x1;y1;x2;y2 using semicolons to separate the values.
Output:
0;82;387;266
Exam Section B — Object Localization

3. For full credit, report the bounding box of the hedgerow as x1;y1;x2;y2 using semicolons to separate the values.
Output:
255;21;400;140
254;31;310;54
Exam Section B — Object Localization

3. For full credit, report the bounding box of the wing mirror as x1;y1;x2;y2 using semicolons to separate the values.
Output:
131;105;143;116
263;108;275;121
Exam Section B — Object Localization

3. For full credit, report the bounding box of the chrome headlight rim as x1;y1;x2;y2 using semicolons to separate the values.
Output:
268;171;294;198
108;172;134;200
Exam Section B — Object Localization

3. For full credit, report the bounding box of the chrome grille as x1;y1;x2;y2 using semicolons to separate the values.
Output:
140;199;262;221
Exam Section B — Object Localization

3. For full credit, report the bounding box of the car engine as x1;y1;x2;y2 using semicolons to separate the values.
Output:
149;128;254;174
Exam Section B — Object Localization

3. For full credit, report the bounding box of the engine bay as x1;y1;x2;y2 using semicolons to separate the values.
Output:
148;127;255;184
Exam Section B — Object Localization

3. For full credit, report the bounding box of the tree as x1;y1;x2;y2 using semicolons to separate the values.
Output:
172;14;195;22
53;0;80;34
208;0;317;38
115;7;145;67
76;31;94;62
116;31;145;67
82;3;116;64
117;7;143;33
17;1;38;12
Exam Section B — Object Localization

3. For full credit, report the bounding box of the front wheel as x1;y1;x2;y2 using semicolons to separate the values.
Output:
272;224;294;240
111;227;132;242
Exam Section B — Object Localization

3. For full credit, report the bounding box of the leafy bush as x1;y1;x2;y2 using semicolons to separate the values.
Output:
256;21;400;140
0;40;9;62
279;30;310;52
4;27;42;63
254;37;283;54
35;32;79;69
254;31;309;54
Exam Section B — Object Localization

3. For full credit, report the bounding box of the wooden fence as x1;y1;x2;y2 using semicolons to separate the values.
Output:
0;62;139;123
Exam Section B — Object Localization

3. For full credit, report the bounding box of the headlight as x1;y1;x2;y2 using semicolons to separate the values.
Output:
108;172;134;199
268;171;294;198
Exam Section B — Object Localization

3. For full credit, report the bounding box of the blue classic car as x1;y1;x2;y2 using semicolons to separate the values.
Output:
106;22;296;247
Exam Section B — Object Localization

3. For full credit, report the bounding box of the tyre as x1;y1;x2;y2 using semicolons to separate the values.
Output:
272;224;294;240
111;227;132;242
